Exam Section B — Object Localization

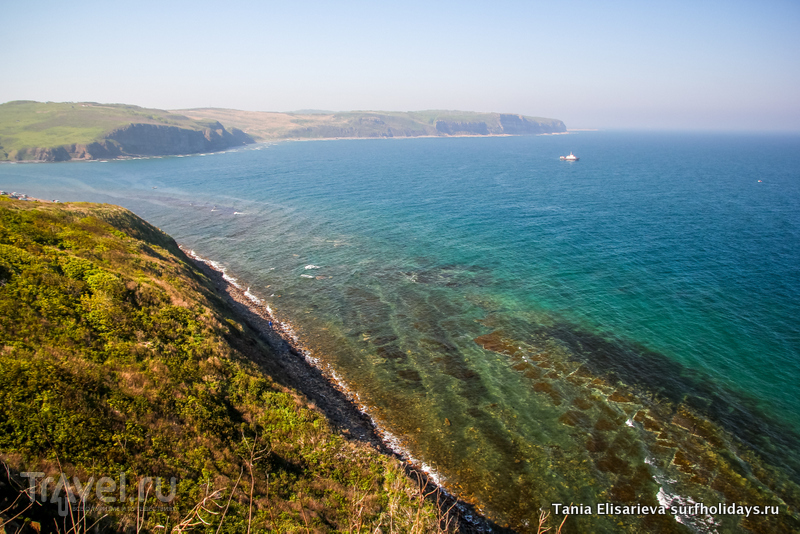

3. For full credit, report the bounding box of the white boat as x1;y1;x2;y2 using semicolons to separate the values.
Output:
560;152;579;161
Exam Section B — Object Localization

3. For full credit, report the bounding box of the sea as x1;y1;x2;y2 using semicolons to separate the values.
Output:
2;132;799;533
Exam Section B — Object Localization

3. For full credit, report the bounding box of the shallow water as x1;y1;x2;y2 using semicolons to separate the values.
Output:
3;132;800;531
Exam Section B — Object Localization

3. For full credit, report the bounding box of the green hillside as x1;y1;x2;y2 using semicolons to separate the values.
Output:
0;101;253;161
0;101;204;156
0;101;567;161
0;197;461;533
177;108;568;140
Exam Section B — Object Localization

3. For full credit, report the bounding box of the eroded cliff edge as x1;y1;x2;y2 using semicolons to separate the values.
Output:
177;108;568;140
0;101;255;162
8;122;254;162
1;100;567;162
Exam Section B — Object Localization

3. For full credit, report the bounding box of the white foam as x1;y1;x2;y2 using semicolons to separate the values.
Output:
181;244;453;507
330;369;344;387
421;462;444;486
182;247;242;289
610;402;719;533
657;487;719;533
244;287;262;306
223;273;241;288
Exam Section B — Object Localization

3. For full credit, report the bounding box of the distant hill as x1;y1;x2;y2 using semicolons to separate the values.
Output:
0;101;254;161
178;108;567;140
0;101;566;162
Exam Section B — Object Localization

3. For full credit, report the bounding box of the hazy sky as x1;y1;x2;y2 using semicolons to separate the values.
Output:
2;0;799;130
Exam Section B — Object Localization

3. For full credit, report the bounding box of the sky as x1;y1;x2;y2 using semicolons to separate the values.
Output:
2;0;799;131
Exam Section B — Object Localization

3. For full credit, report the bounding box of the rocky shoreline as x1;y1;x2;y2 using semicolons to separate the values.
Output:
182;248;511;533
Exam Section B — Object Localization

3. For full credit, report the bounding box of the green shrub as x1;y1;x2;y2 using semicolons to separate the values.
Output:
0;200;451;533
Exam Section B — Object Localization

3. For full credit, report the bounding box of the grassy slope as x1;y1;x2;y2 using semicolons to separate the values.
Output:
178;108;565;140
0;101;217;159
0;101;565;159
0;198;451;533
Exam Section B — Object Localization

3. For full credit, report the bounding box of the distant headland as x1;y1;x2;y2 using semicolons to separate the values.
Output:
0;100;567;162
177;107;567;141
0;101;255;162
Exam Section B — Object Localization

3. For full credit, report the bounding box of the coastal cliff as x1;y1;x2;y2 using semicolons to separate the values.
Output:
498;113;561;134
0;197;483;533
0;100;567;162
432;114;561;136
105;121;253;157
0;101;255;162
6;123;254;162
434;120;491;135
177;108;568;140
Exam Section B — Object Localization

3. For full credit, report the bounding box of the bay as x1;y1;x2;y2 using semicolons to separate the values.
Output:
3;132;799;532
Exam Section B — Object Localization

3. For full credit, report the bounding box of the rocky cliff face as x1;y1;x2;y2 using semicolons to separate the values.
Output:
10;140;126;161
8;146;72;162
435;121;491;135
106;122;253;157
285;125;429;138
69;140;124;159
498;114;566;134
434;116;566;136
9;122;254;161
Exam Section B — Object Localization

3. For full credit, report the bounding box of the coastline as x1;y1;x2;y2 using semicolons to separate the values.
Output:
181;247;509;533
283;131;570;142
178;250;800;533
0;131;570;163
4;133;800;531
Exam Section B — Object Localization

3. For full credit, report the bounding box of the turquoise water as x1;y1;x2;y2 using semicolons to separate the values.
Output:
3;132;799;531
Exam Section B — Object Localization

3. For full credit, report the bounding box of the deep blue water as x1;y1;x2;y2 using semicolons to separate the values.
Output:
3;132;799;531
